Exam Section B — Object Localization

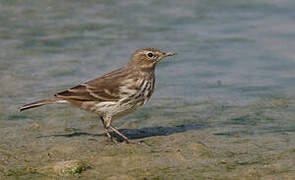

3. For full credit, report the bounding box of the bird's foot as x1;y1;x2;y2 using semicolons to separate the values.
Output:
109;125;130;144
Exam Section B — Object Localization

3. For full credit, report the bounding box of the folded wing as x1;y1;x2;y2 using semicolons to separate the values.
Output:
55;67;131;103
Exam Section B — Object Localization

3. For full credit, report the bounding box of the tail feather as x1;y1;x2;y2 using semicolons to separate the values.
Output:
19;98;59;112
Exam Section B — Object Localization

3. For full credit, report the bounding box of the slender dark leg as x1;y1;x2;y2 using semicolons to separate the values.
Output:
100;117;130;143
109;125;130;143
100;117;112;139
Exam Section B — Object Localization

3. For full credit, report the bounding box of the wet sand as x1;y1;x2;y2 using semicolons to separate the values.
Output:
1;98;295;179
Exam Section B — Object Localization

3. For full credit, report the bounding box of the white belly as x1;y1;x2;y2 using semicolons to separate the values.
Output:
93;99;143;119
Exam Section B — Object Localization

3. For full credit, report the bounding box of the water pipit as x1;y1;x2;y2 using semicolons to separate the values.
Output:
20;48;176;143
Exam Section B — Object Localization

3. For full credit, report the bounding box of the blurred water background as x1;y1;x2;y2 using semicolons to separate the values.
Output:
1;0;295;179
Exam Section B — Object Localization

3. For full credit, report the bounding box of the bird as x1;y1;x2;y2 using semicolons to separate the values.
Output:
20;48;176;143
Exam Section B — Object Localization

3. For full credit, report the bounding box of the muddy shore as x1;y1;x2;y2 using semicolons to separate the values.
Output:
1;98;295;179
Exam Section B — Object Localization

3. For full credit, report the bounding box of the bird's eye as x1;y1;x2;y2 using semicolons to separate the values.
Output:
147;52;154;58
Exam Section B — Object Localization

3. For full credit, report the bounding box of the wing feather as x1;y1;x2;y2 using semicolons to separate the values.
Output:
55;67;133;103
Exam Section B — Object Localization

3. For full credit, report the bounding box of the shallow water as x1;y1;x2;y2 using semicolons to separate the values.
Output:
1;0;295;179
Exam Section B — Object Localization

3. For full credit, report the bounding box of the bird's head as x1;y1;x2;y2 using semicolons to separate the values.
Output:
128;48;176;69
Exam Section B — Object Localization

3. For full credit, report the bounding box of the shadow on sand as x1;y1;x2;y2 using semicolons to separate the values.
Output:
37;123;207;141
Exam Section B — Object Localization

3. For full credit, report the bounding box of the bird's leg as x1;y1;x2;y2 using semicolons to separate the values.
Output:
102;116;129;143
100;117;113;140
109;125;130;143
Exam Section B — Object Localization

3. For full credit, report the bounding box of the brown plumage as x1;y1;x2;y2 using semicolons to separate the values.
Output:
20;48;176;143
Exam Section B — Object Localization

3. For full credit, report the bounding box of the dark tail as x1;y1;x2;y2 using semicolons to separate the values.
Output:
19;98;59;112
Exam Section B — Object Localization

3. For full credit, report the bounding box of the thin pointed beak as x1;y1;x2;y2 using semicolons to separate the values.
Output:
163;52;176;57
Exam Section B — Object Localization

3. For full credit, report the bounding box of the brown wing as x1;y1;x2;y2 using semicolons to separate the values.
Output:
55;67;133;103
